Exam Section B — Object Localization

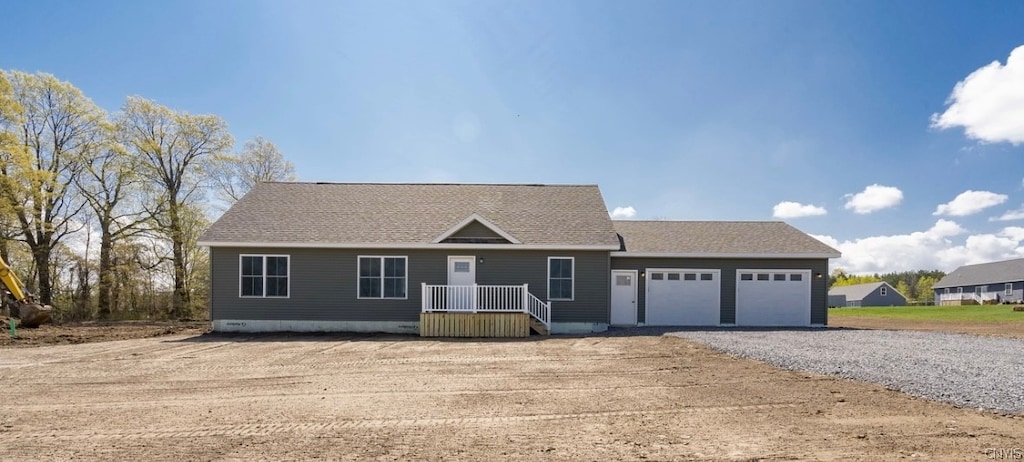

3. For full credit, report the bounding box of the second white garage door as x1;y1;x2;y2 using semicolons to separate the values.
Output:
645;269;720;326
735;270;811;326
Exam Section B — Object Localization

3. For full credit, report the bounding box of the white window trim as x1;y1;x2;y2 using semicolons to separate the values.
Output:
1006;283;1013;296
547;256;575;301
357;256;409;300
957;287;963;294
880;286;887;296
239;254;291;298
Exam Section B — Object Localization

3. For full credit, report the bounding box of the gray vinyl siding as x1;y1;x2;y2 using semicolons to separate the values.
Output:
449;221;506;240
210;247;610;324
858;285;906;306
610;257;829;325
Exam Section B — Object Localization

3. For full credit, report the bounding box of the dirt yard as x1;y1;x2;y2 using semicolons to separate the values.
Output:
830;315;1024;340
1;331;1021;460
0;319;209;348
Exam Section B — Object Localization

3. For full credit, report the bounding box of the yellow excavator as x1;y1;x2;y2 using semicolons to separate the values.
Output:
1;256;52;328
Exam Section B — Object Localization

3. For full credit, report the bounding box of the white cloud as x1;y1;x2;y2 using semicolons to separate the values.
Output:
813;220;1024;274
610;206;637;219
933;190;1007;216
772;201;827;219
990;206;1024;222
843;184;903;214
931;45;1024;145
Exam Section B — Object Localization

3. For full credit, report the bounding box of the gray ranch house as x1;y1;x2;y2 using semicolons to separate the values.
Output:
934;258;1024;305
198;183;840;336
828;282;906;307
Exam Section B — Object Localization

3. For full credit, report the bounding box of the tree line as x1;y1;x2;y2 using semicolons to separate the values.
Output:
829;269;946;304
1;71;296;321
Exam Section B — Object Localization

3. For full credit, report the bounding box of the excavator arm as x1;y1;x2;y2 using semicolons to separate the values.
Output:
0;256;30;302
0;256;52;328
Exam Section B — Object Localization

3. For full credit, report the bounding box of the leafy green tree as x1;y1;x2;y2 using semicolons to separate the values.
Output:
916;275;939;304
211;135;296;205
895;280;912;300
119;96;232;318
0;71;105;305
74;127;149;319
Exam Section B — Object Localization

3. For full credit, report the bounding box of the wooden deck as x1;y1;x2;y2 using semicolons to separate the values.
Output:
419;312;531;338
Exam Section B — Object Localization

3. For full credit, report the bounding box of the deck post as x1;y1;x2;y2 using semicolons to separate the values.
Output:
472;283;478;313
421;283;427;312
522;284;529;313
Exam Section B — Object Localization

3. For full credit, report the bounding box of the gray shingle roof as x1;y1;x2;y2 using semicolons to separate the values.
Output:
828;282;893;301
933;258;1024;288
199;182;621;248
612;221;840;256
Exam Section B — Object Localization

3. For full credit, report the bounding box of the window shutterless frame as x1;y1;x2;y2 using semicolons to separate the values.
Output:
238;254;290;298
357;256;408;300
547;256;574;301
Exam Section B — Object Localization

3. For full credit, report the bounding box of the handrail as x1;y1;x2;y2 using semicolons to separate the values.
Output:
525;291;551;329
421;283;550;328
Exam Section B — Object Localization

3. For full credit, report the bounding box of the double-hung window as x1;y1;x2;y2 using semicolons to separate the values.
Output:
240;255;289;297
548;257;574;301
358;256;407;299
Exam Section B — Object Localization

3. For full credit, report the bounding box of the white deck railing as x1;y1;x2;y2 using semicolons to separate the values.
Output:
421;283;551;329
938;292;999;303
526;291;550;328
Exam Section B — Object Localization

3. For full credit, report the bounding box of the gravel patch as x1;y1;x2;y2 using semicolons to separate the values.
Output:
670;329;1024;414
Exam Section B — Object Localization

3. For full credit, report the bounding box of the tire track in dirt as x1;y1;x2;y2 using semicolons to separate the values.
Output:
2;382;744;411
0;353;690;380
0;403;799;441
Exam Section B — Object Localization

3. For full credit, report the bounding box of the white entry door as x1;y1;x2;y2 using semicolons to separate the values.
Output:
610;270;638;325
447;256;476;310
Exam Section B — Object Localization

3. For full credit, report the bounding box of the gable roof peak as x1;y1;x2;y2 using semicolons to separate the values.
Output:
432;213;521;244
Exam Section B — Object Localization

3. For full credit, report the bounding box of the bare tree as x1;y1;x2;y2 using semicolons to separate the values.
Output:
212;135;296;205
0;71;103;305
118;96;232;318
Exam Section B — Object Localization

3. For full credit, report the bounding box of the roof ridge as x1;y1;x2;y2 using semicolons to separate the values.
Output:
613;220;786;224
956;257;1024;268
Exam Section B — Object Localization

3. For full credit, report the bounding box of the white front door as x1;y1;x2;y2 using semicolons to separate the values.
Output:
448;256;476;285
447;256;476;310
610;270;637;325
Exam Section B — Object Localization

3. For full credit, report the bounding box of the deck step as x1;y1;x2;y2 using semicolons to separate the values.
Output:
529;318;550;336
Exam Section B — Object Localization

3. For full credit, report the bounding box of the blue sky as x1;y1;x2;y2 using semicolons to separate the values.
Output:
4;1;1024;274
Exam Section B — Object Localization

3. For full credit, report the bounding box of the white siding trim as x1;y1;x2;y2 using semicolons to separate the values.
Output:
201;241;619;251
611;252;840;259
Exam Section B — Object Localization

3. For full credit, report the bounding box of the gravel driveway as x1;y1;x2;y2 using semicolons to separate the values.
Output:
671;329;1024;414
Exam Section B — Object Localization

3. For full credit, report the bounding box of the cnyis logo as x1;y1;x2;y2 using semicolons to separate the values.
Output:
984;448;1024;460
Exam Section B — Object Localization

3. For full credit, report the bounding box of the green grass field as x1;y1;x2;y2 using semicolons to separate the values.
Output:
829;305;1024;322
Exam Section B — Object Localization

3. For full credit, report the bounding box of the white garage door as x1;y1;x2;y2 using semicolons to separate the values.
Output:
735;270;811;326
646;269;720;326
